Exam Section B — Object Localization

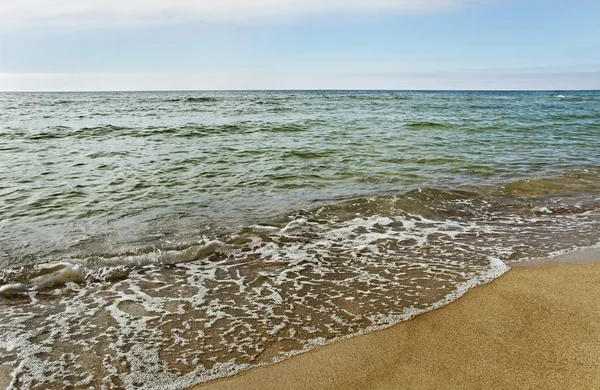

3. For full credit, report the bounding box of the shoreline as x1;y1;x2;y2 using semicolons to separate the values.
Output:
193;258;600;390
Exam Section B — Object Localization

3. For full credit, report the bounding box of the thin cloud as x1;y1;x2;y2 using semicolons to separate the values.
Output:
0;0;481;28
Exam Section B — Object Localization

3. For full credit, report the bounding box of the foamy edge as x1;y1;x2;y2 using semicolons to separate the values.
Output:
168;256;510;390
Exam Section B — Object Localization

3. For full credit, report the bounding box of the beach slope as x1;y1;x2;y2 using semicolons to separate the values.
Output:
195;262;600;390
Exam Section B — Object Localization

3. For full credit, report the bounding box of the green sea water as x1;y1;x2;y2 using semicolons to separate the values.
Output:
1;90;599;389
1;91;599;264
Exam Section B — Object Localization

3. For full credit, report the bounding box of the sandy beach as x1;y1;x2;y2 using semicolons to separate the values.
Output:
194;260;600;390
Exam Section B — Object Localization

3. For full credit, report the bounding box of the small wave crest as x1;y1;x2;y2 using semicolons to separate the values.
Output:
0;240;222;294
405;121;450;129
502;171;600;197
164;97;220;103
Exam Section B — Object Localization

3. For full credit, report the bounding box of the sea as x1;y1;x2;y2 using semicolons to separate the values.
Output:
1;90;599;389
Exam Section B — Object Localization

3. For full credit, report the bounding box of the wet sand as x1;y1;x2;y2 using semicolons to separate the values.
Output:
194;260;600;390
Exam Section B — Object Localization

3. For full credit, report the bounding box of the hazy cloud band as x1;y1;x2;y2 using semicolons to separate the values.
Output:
2;68;598;91
0;0;480;28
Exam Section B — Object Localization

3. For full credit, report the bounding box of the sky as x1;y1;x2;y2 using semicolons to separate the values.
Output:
0;0;599;91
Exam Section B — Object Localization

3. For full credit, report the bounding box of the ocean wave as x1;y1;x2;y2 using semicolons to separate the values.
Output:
2;172;600;293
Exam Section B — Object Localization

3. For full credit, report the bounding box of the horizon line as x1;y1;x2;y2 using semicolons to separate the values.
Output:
1;88;599;93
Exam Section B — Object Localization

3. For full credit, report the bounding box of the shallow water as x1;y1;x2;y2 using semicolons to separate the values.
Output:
1;91;600;389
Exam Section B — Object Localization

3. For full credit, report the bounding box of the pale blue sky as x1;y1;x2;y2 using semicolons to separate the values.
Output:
0;0;599;90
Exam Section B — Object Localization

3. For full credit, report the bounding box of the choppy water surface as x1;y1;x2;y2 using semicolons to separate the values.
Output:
1;91;600;389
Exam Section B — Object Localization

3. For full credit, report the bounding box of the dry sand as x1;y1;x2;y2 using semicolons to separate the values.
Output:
194;261;600;390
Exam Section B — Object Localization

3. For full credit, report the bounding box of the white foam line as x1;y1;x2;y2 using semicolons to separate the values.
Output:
164;256;511;390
